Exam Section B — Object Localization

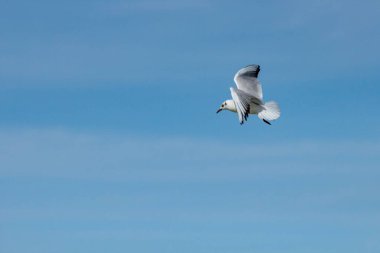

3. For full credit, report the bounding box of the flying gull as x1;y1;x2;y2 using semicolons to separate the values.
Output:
216;64;280;125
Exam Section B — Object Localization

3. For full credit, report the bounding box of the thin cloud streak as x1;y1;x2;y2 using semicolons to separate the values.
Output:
1;0;379;87
1;128;379;181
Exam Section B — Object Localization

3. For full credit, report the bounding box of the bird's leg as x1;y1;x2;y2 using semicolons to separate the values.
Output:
263;119;271;125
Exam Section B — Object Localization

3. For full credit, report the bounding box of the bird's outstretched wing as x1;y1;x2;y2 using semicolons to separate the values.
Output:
234;65;263;101
230;88;251;124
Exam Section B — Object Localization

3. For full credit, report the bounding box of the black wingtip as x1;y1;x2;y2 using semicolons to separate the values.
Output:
263;119;271;125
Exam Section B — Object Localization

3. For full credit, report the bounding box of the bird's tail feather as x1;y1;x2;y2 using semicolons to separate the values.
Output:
258;101;280;122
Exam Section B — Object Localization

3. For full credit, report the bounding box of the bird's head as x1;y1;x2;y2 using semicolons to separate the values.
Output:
216;100;235;113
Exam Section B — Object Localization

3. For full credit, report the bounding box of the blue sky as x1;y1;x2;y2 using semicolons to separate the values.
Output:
1;0;380;252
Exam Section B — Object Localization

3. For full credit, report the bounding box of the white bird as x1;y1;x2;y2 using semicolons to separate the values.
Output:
216;64;280;125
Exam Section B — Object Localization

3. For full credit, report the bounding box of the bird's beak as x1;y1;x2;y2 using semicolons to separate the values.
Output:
216;108;222;114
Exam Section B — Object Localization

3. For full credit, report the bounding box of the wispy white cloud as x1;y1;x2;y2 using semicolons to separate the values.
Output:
1;128;379;181
2;0;379;88
2;128;380;252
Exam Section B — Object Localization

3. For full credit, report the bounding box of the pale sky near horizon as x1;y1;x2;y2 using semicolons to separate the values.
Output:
1;0;380;252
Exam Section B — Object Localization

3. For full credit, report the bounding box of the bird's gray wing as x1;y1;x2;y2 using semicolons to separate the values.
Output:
230;87;252;124
234;64;263;101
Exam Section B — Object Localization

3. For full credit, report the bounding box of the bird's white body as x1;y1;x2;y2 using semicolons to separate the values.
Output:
217;64;280;125
223;99;263;114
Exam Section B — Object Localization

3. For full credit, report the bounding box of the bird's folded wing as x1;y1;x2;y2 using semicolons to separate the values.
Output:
234;65;263;101
230;87;251;124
